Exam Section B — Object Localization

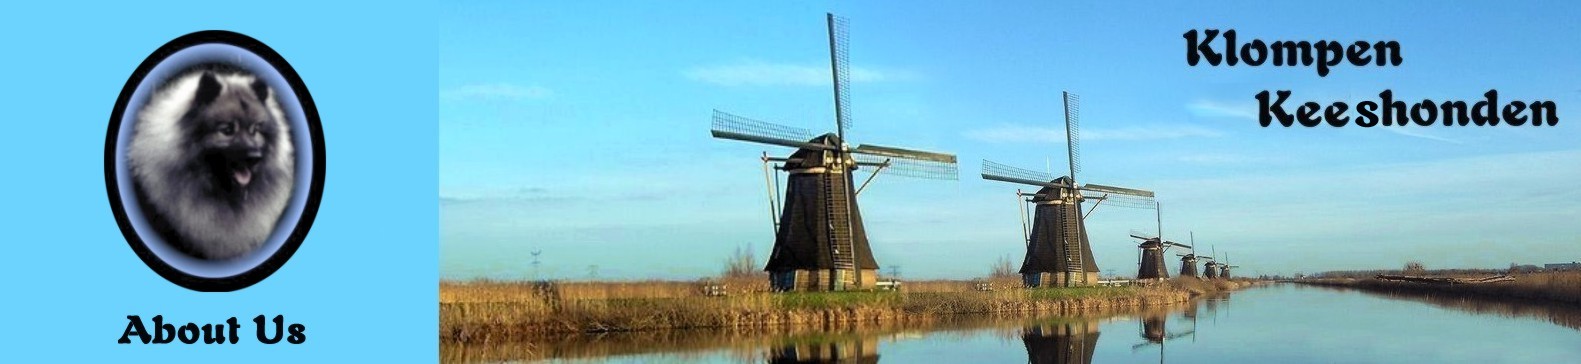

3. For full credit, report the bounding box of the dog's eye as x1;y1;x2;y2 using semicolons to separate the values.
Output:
219;122;235;135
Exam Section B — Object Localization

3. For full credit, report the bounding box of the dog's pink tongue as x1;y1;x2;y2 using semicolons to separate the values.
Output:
234;169;253;187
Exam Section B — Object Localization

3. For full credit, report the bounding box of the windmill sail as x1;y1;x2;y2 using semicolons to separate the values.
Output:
1081;183;1154;197
828;13;852;134
851;143;958;180
711;110;833;151
852;143;956;163
853;154;958;180
982;160;1061;188
1063;92;1081;180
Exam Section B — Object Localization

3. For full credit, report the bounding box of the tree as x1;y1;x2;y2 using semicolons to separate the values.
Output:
723;244;757;278
990;255;1016;278
1403;261;1425;274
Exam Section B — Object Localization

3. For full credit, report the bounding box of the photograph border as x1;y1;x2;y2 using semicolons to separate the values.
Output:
104;30;326;292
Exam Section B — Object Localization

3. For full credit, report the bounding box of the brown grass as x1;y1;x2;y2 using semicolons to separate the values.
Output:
438;276;1258;343
442;304;1163;363
1300;271;1581;305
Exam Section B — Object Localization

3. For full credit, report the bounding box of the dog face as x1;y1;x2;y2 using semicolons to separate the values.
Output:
184;72;282;202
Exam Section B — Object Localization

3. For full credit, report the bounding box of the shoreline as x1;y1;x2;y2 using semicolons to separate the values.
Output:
1294;271;1579;307
439;278;1260;343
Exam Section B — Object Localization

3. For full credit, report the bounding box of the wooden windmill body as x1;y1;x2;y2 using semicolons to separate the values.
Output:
1178;254;1199;277
1176;232;1205;278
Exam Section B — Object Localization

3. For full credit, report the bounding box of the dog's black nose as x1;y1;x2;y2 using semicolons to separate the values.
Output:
246;150;264;164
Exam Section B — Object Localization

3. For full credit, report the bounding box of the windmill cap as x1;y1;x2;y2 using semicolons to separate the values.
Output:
1030;176;1076;201
781;133;854;170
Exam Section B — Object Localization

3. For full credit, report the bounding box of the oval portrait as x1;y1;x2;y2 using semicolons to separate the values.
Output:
105;31;325;292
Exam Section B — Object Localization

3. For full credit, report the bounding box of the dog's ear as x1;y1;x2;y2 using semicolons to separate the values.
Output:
194;72;222;105
250;78;270;102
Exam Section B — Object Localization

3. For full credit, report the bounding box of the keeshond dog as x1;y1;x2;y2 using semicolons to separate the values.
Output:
128;66;295;260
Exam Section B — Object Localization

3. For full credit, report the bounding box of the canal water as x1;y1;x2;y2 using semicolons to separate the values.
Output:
442;283;1581;363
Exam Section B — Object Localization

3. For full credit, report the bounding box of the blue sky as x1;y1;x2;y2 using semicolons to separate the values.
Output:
440;1;1581;280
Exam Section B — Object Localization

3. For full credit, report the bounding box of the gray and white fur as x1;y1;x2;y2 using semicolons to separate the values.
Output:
128;68;295;260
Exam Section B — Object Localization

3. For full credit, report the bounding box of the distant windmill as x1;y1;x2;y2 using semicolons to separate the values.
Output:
710;13;959;292
1176;232;1200;278
982;92;1157;288
1203;245;1221;279
1127;205;1190;281
530;248;543;281
1221;252;1239;279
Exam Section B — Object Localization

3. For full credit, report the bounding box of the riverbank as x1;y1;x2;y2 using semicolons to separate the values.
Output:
1297;271;1580;306
439;277;1258;343
444;305;1168;362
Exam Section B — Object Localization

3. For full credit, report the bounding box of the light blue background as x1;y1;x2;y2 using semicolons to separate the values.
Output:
0;1;436;360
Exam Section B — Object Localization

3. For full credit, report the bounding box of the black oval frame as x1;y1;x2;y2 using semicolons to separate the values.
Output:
105;30;325;292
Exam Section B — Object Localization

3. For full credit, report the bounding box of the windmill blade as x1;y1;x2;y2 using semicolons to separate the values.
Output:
853;153;958;180
981;160;1063;188
827;13;852;134
1063;91;1081;180
1128;229;1157;240
711;110;832;151
1079;183;1155;198
1081;192;1156;209
853;144;957;163
1165;242;1193;249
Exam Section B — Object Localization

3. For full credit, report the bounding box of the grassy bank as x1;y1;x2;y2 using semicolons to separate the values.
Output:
440;277;1256;343
443;306;1149;362
1298;271;1580;305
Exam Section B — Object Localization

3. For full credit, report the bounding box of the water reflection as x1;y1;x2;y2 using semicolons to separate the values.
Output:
1020;317;1101;364
767;336;879;363
1122;308;1196;364
441;286;1581;363
1307;284;1581;331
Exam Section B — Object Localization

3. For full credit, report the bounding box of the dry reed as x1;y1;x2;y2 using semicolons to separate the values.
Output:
1302;271;1580;305
438;276;1254;343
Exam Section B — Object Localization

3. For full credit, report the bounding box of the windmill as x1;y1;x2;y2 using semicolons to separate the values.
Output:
1127;205;1190;281
1202;245;1221;279
710;13;959;292
982;92;1156;288
1220;252;1239;279
1176;232;1201;278
529;248;543;281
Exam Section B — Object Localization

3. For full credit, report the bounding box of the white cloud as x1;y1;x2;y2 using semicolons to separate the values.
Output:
1175;153;1271;165
684;60;909;86
441;83;553;101
1187;99;1259;121
964;124;1222;143
1384;127;1462;144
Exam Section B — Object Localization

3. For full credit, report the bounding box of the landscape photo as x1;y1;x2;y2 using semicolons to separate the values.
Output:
438;1;1581;362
